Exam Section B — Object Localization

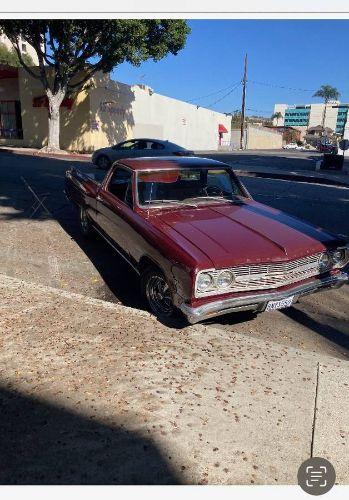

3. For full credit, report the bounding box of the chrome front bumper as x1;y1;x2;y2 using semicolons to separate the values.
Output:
180;272;348;324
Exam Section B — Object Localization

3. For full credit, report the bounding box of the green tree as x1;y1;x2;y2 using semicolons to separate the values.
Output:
0;42;33;67
0;20;190;152
313;84;340;131
271;111;282;126
230;109;242;128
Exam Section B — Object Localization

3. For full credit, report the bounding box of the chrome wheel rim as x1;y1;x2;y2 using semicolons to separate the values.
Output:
80;208;89;233
146;275;173;316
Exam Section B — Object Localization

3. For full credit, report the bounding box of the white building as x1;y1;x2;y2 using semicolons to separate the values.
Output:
0;67;231;152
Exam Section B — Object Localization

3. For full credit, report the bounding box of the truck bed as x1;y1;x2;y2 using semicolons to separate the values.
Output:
65;167;103;208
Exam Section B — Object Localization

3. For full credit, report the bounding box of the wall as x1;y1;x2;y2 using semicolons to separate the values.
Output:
247;125;283;149
130;85;231;150
88;72;135;151
18;68;49;148
231;125;282;150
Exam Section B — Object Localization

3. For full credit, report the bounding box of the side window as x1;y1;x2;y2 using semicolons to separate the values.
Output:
107;167;133;207
149;141;165;150
117;140;136;150
133;140;148;150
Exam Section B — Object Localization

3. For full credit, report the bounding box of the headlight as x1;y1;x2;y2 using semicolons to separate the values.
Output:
216;270;234;289
319;252;331;271
330;249;346;266
197;273;213;292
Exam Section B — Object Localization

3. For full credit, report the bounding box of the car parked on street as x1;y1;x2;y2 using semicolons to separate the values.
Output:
65;156;348;324
283;143;300;150
91;138;194;169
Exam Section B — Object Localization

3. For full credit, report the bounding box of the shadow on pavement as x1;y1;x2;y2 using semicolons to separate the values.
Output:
282;306;349;351
0;385;179;485
0;152;144;310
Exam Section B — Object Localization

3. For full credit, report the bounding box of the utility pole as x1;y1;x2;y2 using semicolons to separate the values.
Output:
240;53;248;150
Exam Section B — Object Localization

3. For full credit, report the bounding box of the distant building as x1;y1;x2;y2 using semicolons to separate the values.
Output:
273;102;349;137
0;33;39;65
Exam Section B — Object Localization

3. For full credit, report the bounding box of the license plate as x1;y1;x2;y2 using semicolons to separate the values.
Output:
265;296;294;312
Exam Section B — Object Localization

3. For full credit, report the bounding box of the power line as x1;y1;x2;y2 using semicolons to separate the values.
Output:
246;107;273;115
249;80;316;93
207;82;241;108
187;81;241;104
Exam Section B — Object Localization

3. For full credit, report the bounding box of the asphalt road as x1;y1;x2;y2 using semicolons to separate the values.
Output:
197;148;323;172
0;150;348;360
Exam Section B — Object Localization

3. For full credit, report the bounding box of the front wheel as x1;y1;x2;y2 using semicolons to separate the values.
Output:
141;267;175;320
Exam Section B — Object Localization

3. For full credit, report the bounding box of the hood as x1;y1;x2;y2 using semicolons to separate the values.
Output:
150;199;342;269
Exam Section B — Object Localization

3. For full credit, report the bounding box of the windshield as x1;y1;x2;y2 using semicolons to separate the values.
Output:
137;167;244;207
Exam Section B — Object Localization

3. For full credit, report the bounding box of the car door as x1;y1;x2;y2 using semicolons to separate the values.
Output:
96;166;134;256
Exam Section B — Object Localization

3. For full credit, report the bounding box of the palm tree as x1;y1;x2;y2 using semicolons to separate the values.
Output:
271;111;283;126
313;85;340;133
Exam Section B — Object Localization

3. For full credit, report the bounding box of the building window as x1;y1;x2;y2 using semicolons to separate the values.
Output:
0;100;23;139
21;43;27;53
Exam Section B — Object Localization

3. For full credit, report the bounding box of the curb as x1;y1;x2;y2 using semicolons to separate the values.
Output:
0;146;91;162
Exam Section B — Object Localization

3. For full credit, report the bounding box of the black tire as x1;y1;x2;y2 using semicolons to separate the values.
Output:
96;154;111;170
141;267;177;322
79;206;94;238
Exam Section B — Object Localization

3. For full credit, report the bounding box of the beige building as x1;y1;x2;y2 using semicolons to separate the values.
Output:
0;66;231;152
273;102;349;138
231;124;283;150
0;33;39;65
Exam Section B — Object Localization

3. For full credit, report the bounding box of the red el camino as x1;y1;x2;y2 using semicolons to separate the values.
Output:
65;156;348;324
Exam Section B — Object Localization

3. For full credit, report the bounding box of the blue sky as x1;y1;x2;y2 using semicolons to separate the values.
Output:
112;20;349;117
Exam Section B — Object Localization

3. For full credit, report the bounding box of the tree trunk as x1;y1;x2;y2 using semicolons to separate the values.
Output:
44;88;66;152
322;103;327;136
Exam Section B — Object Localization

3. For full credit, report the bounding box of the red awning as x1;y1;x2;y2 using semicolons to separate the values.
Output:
218;124;228;133
32;95;74;110
0;65;18;80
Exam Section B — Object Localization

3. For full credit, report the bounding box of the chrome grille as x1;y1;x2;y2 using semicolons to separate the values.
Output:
196;252;325;296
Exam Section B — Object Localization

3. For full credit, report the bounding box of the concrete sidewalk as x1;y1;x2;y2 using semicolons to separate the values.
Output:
1;273;348;485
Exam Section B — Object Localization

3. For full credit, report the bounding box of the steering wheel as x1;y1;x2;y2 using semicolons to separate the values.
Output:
204;185;224;197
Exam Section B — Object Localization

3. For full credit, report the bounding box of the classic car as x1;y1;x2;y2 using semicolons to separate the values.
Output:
65;156;348;324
